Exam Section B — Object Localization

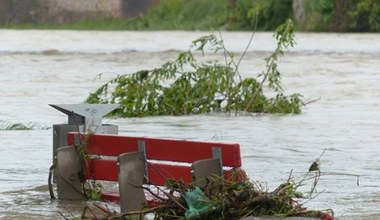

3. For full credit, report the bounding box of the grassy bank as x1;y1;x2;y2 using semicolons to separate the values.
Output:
2;0;290;31
1;18;137;30
2;0;379;32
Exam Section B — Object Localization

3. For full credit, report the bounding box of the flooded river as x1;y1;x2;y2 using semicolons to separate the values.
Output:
0;30;380;219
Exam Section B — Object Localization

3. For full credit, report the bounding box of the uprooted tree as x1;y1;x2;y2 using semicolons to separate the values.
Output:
86;19;303;117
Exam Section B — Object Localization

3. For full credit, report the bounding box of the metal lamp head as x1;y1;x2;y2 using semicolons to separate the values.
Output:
49;104;119;133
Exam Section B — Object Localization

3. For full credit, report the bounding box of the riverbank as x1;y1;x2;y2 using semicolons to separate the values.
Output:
1;0;379;32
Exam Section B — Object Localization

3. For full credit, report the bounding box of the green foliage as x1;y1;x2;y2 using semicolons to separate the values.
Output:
231;0;293;30
123;0;380;32
74;133;105;200
0;120;47;130
225;0;256;30
303;0;380;32
86;20;303;117
1;0;292;31
124;0;230;30
137;0;293;31
348;0;380;31
2;0;380;32
147;172;332;219
301;0;337;31
315;0;335;22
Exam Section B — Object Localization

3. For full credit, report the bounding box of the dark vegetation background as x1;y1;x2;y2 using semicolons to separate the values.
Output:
122;0;380;32
1;0;379;32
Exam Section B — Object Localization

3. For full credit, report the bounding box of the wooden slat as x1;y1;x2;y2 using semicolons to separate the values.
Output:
83;159;245;186
147;163;193;186
67;133;242;167
83;159;118;181
82;159;193;185
101;190;120;203
67;133;139;156
143;137;242;167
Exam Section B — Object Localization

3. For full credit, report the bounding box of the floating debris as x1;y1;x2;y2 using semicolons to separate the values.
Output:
79;170;334;220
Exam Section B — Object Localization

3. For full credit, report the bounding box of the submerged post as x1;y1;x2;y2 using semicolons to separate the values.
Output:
50;104;119;199
50;104;119;168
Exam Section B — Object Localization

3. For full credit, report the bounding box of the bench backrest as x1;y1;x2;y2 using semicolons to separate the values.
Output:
67;132;242;186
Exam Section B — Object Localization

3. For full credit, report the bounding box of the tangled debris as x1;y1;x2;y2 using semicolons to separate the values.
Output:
80;169;334;220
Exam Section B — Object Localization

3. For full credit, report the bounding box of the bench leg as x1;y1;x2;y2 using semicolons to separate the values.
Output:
118;152;147;213
56;146;85;200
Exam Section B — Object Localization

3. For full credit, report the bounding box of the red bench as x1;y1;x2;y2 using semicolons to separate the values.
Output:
56;132;244;213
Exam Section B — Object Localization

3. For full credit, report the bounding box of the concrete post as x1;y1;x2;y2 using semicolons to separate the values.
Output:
51;104;119;199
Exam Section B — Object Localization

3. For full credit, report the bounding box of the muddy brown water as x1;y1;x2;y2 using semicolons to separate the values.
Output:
0;30;380;219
